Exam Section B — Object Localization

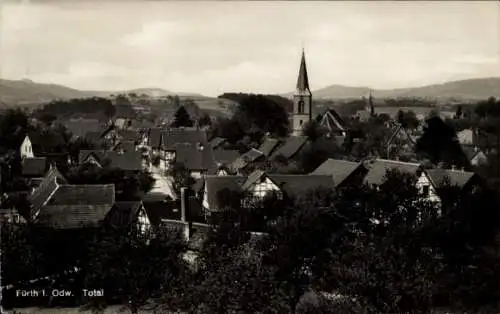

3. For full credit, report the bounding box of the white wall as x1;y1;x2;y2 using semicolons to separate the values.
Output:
20;136;34;159
416;172;441;204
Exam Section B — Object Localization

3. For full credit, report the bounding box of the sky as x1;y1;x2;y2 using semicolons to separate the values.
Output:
1;1;499;97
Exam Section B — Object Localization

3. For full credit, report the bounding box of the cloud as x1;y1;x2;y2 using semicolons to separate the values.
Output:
120;21;177;48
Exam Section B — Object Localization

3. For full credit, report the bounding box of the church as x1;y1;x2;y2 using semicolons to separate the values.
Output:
289;49;346;137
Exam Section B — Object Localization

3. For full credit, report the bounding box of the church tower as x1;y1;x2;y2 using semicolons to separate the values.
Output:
291;49;312;136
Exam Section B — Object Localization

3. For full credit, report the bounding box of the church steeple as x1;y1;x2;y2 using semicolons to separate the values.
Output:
296;49;310;93
291;48;313;136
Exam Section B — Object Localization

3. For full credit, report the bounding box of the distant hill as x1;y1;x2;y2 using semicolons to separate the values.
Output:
283;78;500;100
0;79;204;106
0;79;93;105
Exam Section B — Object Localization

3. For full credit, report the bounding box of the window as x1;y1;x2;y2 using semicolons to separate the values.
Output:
422;185;430;196
299;120;303;126
298;100;305;114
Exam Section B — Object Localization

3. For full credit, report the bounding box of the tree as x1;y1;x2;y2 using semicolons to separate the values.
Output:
302;120;327;142
166;162;195;195
83;227;189;314
416;116;470;169
455;105;463;119
39;113;57;126
171;106;194;128
397;110;419;129
197;113;212;128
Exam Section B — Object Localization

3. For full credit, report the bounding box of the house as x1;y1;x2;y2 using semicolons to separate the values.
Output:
146;127;209;170
462;145;488;166
270;136;309;160
209;137;227;150
257;137;282;157
364;159;440;202
316;109;347;137
19;135;34;159
384;123;418;160
28;164;68;219
212;149;240;171
310;158;367;188
78;150;143;172
229;148;265;175
425;168;480;198
62;118;101;139
173;143;217;178
36;184;115;229
457;128;475;146
112;140;136;153
201;170;335;213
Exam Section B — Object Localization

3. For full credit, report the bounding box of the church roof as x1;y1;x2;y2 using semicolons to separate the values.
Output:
296;49;311;93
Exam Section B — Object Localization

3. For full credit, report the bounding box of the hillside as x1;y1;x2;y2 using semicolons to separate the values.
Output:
284;77;500;100
0;79;204;106
0;79;93;105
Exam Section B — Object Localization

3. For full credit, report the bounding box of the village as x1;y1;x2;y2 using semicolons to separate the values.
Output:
2;47;500;313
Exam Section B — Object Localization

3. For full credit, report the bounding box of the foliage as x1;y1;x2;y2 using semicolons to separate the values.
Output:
166;161;196;195
171;106;194;128
397;109;420;129
34;97;115;120
197;113;212;127
83;228;189;314
416;116;470;169
0;108;32;150
301;120;327;142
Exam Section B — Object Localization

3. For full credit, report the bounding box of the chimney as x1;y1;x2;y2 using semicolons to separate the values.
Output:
180;187;187;222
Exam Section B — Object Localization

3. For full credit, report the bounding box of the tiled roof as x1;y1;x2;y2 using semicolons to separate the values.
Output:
63;119;101;138
426;168;476;189
112;140;136;153
212;149;239;165
241;170;266;191
22;157;48;177
209;137;227;149
46;184;115;206
229;148;264;172
363;159;421;186
311;158;364;187
271;136;309;159
461;145;480;160
148;127;163;148
117;130;140;142
37;204;114;229
174;143;217;172
28;165;67;215
161;128;208;150
203;175;246;210
268;174;335;196
107;201;143;227
79;150;142;171
257;138;281;157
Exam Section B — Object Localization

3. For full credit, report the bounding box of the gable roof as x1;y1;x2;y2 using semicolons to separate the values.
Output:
63;118;101;138
28;165;68;216
22;157;48;177
112;140;136;153
36;204;115;229
385;123;416;146
212;149;240;166
310;158;365;187
79;150;142;171
425;168;477;190
363;159;422;186
271;136;309;159
148;127;163;148
257;138;281;157
107;201;144;227
161;128;208;150
229;148;264;172
241;170;267;191
461;145;482;161
203;175;246;210
174;143;216;172
46;184;115;206
319;109;345;133
209;137;227;149
268;174;335;196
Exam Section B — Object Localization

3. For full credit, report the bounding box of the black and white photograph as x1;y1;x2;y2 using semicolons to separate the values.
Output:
1;0;500;313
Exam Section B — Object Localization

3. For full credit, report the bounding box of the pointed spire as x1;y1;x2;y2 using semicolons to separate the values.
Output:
296;49;310;92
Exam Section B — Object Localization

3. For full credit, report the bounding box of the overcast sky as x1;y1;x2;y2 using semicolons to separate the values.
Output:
1;1;499;96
